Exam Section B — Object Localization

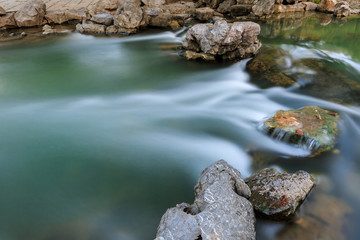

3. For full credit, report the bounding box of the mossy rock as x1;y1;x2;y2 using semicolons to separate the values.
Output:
263;106;340;154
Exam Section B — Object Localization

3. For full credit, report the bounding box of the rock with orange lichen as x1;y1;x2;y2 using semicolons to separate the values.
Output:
263;106;340;154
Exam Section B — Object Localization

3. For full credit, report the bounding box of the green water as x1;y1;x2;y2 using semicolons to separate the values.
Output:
0;13;360;240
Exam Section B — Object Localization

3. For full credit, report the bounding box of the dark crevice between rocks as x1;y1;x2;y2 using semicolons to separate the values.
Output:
183;206;198;215
195;235;202;240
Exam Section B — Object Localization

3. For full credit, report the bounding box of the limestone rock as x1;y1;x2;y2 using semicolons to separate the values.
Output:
155;160;256;240
195;7;215;21
200;0;226;9
65;8;89;21
252;0;275;17
273;3;305;13
302;2;318;11
182;20;261;61
217;0;236;13
0;13;17;28
76;22;106;33
0;6;6;16
245;168;315;220
142;0;166;6
91;13;113;25
230;4;253;17
317;0;337;13
42;24;55;35
113;0;144;31
106;25;137;35
45;10;69;24
14;0;46;27
263;106;340;153
334;2;351;17
94;0;119;14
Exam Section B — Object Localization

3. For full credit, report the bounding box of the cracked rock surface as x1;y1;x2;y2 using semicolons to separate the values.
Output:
155;160;256;240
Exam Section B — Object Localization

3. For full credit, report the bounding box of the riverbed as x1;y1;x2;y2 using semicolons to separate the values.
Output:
0;13;359;240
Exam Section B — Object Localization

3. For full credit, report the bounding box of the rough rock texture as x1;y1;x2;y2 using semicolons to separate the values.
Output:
45;10;69;24
252;0;276;17
274;3;305;13
94;0;119;14
217;0;236;13
14;0;46;27
65;8;89;21
245;168;315;220
317;0;337;13
182;20;261;61
76;22;106;33
106;25;137;34
302;2;318;11
155;160;256;240
263;106;340;153
0;6;6;16
113;0;144;32
334;2;351;17
0;13;17;28
142;0;166;6
91;13;114;25
195;7;215;21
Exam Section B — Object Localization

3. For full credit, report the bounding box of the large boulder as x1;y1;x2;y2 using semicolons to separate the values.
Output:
245;168;315;220
317;0;337;13
182;20;261;61
252;0;276;17
93;0;119;14
14;0;46;27
334;2;351;17
113;0;144;32
65;8;89;21
263;106;340;153
155;160;256;240
45;10;69;24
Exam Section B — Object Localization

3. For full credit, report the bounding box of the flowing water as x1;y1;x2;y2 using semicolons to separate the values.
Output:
0;13;360;240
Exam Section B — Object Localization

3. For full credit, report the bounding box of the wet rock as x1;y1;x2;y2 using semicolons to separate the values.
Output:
195;7;215;21
182;20;261;61
113;0;144;33
199;0;225;9
230;4;253;17
21;31;27;36
0;6;6;16
0;13;17;28
184;50;216;61
273;3;305;13
155;160;256;240
65;8;89;21
42;24;54;35
334;2;351;17
317;0;337;13
45;10;69;24
252;0;275;17
302;2;318;11
217;0;236;14
263;106;340;153
14;0;46;27
76;22;106;33
91;13;113;26
106;25;137;35
245;168;315;220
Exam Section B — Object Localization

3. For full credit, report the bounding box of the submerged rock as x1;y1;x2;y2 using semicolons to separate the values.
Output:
182;20;261;61
155;160;256;240
263;106;339;153
245;168;315;220
14;0;46;27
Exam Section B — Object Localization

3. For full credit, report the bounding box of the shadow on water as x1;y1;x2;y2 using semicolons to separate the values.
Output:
0;13;360;240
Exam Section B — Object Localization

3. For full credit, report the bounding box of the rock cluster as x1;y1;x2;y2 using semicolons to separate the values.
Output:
182;20;261;61
245;168;315;220
155;160;256;240
263;106;340;153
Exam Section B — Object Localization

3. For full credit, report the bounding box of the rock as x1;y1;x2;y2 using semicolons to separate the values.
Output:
245;168;315;220
263;106;340;153
142;0;166;6
334;2;351;17
155;160;256;240
21;31;27;36
317;0;337;13
273;3;305;13
200;0;226;9
45;10;69;24
65;8;89;21
91;13;114;25
113;0;144;32
76;22;106;33
230;4;253;17
252;0;275;17
195;7;215;21
94;0;119;14
14;0;46;27
182;20;261;61
42;24;54;35
0;13;17;28
0;6;6;16
302;2;318;11
105;25;137;35
184;50;216;61
217;0;236;13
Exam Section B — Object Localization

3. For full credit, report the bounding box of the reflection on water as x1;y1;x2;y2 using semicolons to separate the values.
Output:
0;14;360;240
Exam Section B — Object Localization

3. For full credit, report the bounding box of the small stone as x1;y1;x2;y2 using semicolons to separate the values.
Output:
245;168;315;220
155;160;256;240
76;22;106;34
21;32;27;36
91;13;114;26
263;106;340;153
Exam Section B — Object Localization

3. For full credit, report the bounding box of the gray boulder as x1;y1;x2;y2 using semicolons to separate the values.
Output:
182;20;261;61
252;0;275;17
155;160;256;240
14;0;46;27
245;168;315;220
91;13;114;26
